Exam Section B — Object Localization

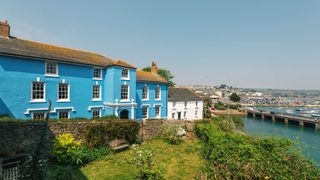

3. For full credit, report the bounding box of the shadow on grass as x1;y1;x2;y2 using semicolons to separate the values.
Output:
73;166;89;180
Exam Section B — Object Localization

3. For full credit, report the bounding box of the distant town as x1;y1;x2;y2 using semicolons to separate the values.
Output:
178;84;320;106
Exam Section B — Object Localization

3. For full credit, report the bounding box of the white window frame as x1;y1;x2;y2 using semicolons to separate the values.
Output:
142;106;148;119
196;101;198;107
155;106;161;118
155;87;161;100
58;111;70;119
45;62;59;77
184;111;187;118
92;85;102;101
173;102;176;108
57;83;70;102
92;109;101;118
121;68;130;80
142;86;149;101
121;85;130;102
195;111;198;116
32;112;46;119
185;101;188;107
30;81;46;103
93;68;102;80
172;113;175;119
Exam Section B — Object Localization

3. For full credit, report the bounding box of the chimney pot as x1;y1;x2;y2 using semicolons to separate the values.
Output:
3;20;7;24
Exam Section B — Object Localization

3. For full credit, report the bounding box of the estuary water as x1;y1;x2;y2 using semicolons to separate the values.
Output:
242;116;320;166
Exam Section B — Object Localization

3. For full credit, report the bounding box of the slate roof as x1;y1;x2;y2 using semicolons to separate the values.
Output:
168;87;204;101
112;59;136;69
0;36;116;67
136;70;168;84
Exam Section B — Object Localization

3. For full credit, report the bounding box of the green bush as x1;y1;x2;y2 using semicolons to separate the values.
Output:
52;133;81;162
83;119;140;147
232;115;244;131
218;106;225;110
194;121;320;179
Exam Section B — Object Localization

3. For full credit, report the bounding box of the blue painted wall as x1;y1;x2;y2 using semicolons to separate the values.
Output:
136;82;168;119
0;56;105;119
0;55;168;120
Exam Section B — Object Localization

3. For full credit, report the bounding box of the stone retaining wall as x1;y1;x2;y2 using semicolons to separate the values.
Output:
0;119;202;148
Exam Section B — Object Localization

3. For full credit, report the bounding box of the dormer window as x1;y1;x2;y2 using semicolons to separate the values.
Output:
93;68;102;80
45;62;58;77
122;68;129;79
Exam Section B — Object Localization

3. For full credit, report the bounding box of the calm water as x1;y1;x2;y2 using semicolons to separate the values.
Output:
242;116;320;166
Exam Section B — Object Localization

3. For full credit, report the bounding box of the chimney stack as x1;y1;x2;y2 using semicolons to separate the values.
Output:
0;20;10;37
151;61;158;74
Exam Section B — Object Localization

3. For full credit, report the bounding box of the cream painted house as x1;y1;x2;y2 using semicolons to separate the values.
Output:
168;87;203;120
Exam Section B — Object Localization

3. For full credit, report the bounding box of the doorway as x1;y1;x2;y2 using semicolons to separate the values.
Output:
120;110;129;119
178;112;181;119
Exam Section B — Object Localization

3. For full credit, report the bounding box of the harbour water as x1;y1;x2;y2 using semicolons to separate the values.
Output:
242;116;320;167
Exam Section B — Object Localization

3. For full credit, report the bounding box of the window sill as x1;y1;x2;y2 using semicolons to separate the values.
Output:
142;99;149;101
172;108;176;110
93;78;103;80
92;99;102;102
184;107;188;109
57;100;70;102
121;78;130;81
120;100;130;102
155;99;161;101
30;100;46;103
45;74;59;77
195;107;199;109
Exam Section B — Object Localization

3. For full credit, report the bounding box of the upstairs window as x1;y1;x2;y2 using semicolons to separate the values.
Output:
155;87;161;100
122;68;129;79
93;69;102;79
58;83;69;101
195;111;198;116
185;101;187;107
143;86;149;100
121;85;129;100
32;82;45;102
45;62;58;76
92;85;101;100
196;101;198;107
173;102;176;107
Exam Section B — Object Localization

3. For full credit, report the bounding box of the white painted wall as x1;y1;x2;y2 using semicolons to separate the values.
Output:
168;100;203;120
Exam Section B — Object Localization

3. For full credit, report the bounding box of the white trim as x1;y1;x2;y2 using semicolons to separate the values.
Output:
32;112;46;119
88;106;105;111
31;81;46;102
155;86;161;101
104;102;137;107
120;84;130;101
92;108;101;118
92;99;102;102
44;74;59;77
142;106;149;119
140;104;151;108
57;83;70;102
121;68;130;80
45;61;58;76
58;110;70;119
92;68;103;80
142;86;149;101
92;84;102;101
25;107;75;115
155;106;161;118
153;104;163;107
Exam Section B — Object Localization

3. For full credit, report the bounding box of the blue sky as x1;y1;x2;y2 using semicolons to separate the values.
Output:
1;1;320;90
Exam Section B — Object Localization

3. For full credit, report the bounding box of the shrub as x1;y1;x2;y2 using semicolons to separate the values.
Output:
218;106;225;110
83;119;140;147
91;114;119;120
232;115;244;131
52;133;81;162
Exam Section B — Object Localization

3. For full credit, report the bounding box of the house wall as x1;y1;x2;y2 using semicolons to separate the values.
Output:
0;55;106;119
136;82;168;119
168;100;203;120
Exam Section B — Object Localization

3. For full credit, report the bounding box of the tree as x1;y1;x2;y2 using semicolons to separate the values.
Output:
229;93;241;102
142;67;176;87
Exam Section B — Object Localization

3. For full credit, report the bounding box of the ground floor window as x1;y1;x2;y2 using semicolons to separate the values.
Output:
155;106;160;118
172;113;175;119
33;112;45;119
59;111;69;119
142;107;148;119
92;109;101;118
195;111;198;116
184;111;187;118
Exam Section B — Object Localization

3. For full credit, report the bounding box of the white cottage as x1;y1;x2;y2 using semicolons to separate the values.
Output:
168;87;203;120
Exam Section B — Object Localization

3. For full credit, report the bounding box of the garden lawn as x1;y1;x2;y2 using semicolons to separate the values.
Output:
73;138;204;179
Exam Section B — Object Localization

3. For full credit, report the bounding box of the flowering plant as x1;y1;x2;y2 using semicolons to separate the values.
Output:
125;144;166;179
162;124;186;145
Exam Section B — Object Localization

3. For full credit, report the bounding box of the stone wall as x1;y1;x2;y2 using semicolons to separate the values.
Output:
0;119;202;148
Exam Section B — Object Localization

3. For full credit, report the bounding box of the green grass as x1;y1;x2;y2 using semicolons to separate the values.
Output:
73;139;205;179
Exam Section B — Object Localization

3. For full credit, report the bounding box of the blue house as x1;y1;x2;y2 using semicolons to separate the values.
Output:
0;20;168;120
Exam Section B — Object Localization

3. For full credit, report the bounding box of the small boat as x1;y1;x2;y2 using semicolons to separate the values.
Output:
311;114;320;117
285;110;293;114
297;112;306;114
295;108;303;111
301;114;312;118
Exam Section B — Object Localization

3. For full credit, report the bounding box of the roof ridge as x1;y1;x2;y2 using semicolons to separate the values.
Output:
112;59;137;68
16;37;116;62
